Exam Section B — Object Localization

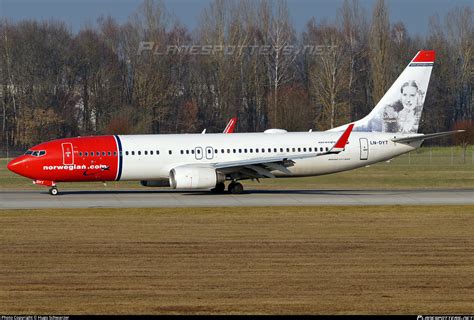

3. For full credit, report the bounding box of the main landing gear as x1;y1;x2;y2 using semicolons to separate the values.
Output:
228;181;244;194
210;181;244;194
49;187;59;196
211;182;226;193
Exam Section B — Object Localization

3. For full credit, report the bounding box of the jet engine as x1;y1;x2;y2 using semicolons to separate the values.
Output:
169;166;225;189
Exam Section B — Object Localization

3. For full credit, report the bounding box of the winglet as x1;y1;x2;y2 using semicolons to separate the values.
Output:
223;117;237;133
329;123;354;153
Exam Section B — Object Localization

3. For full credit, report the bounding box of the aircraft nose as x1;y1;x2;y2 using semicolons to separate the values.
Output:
7;157;28;176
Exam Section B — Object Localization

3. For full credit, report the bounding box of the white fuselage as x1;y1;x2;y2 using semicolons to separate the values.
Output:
117;131;420;181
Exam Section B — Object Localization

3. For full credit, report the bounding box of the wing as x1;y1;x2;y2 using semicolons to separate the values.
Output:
211;123;355;179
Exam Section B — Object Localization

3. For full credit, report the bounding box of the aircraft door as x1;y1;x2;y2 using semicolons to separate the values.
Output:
205;146;214;160
62;143;74;165
195;147;203;160
359;138;369;160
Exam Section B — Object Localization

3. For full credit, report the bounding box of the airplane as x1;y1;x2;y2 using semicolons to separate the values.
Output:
7;50;462;195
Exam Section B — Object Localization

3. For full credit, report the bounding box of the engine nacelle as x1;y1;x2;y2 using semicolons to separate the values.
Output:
140;180;170;187
169;166;225;189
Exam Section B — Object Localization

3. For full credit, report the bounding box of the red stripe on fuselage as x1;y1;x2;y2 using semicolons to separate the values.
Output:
18;136;119;182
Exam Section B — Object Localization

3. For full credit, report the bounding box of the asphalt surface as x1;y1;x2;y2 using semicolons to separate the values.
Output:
1;189;473;208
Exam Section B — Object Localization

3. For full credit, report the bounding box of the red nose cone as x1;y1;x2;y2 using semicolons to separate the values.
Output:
7;157;28;177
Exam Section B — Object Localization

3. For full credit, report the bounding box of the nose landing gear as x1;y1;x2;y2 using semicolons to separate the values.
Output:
49;187;59;196
33;180;58;195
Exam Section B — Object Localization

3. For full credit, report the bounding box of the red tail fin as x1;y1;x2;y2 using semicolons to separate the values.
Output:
223;117;237;133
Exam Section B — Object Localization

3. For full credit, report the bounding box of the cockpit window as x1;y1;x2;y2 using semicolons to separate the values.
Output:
25;150;46;157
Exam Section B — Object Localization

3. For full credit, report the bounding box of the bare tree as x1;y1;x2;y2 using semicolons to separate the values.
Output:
266;0;297;128
307;22;350;129
339;0;370;120
369;0;392;105
445;7;473;121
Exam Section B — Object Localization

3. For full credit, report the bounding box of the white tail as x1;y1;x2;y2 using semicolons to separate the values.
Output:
331;50;435;134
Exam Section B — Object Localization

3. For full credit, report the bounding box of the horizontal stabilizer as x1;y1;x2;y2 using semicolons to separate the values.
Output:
391;130;465;143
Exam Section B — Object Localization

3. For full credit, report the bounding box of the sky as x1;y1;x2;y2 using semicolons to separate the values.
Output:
0;0;472;37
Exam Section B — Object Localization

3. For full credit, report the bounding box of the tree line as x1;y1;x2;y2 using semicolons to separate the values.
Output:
0;0;472;150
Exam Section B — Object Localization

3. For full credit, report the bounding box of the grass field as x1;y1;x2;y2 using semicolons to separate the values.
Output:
1;205;473;314
1;146;473;191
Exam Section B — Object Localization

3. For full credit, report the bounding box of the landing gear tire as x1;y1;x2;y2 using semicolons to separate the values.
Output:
211;182;226;193
228;182;244;194
49;187;58;196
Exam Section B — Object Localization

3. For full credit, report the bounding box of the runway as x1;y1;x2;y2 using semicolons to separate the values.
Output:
1;188;473;208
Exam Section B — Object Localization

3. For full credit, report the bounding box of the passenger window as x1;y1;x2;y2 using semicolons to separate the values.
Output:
256;149;259;153
227;149;230;153
325;147;329;152
156;150;160;155
292;148;296;152
303;148;306;152
186;150;189;155
208;149;211;154
85;152;89;156
79;152;83;157
144;151;148;155
139;151;142;155
180;150;184;155
238;149;242;153
125;151;129;156
320;147;323;152
298;148;301;152
191;150;195;154
215;149;218;154
196;149;200;154
114;151;117;156
102;152;106;156
280;148;283;152
221;149;225;153
244;148;247;153
250;149;253;153
309;148;312;152
108;151;111;156
150;151;154;155
267;148;271;152
169;150;173;155
132;151;135;155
